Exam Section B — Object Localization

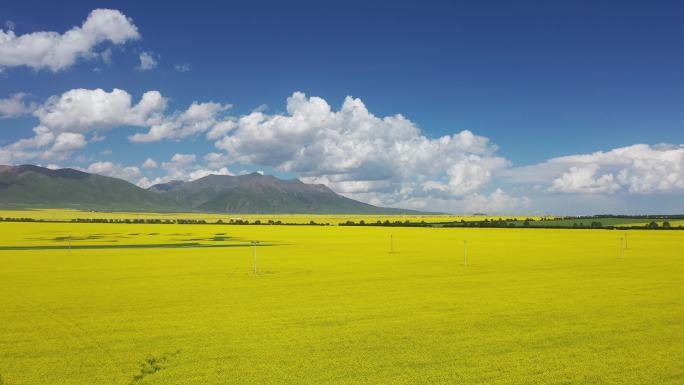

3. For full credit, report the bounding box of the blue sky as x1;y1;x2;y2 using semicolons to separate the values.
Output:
1;0;683;214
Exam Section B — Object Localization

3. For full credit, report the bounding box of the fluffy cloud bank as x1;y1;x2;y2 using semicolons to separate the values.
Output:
129;101;230;142
10;87;680;213
1;88;555;213
29;87;229;140
0;126;86;162
212;92;522;212
0;87;229;163
35;88;166;132
86;161;141;181
0;93;36;118
549;165;621;194
504;144;684;194
136;153;233;188
0;88;165;162
142;158;158;169
0;9;139;72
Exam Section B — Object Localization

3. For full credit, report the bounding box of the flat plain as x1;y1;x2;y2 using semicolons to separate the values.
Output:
0;218;682;385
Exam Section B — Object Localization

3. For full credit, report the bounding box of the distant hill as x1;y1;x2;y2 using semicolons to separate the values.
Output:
149;172;419;214
0;165;180;211
0;165;425;214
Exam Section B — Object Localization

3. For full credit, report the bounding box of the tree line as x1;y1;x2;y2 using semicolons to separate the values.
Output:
0;217;680;229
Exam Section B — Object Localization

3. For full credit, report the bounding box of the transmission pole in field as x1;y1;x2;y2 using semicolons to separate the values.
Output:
252;241;259;273
619;237;624;259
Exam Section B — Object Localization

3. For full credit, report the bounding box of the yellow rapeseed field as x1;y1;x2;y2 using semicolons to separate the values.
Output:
0;218;682;384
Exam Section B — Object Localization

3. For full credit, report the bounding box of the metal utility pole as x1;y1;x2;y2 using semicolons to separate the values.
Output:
252;241;258;273
464;240;468;267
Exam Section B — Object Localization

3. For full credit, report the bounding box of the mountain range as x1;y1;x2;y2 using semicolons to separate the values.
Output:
0;164;421;214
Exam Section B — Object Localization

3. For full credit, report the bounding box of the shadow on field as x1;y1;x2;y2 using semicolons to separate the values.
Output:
129;350;180;385
0;243;280;251
26;232;246;243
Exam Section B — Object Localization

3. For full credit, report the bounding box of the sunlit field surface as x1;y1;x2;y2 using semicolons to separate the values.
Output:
1;221;682;385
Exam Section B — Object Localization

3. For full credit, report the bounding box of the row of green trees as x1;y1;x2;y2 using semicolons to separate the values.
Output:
340;220;431;227
0;217;337;225
0;217;679;229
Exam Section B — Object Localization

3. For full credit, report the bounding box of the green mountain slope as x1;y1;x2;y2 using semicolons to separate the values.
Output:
0;165;181;211
0;165;426;214
149;173;421;214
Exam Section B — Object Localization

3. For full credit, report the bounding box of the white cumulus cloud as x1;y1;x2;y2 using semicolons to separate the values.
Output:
188;167;232;180
0;93;36;118
135;153;233;188
44;133;87;161
5;126;55;151
460;189;532;214
204;152;230;169
50;132;87;153
0;9;140;72
129;101;231;142
212;91;515;211
34;88;166;133
505;144;684;195
86;161;141;182
137;51;158;70
206;119;236;140
0;90;141;161
142;158;158;168
162;153;196;169
549;165;620;194
0;87;232;165
0;126;72;163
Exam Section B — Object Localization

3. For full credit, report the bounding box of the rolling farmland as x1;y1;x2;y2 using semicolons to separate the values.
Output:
0;217;682;384
3;3;684;384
